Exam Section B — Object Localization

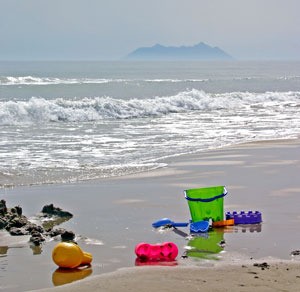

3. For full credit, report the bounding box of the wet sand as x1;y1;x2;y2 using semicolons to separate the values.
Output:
1;138;300;291
38;260;300;292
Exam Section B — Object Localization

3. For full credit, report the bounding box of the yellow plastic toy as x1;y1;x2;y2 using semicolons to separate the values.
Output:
52;242;93;269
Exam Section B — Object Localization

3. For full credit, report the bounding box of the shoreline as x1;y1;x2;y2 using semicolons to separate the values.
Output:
1;136;298;190
1;137;300;291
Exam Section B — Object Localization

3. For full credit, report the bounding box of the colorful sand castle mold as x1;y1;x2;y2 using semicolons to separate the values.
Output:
226;211;262;224
135;242;178;261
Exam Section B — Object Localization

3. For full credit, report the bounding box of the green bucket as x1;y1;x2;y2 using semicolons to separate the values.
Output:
184;186;227;222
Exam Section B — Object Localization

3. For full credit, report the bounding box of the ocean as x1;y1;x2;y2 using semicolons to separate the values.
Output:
1;61;300;187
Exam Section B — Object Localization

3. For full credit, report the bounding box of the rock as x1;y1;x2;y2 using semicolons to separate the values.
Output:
25;223;44;234
9;227;29;236
41;204;73;218
1;200;77;249
39;204;73;230
0;199;7;215
0;218;7;229
7;216;28;229
29;231;45;246
61;230;75;241
46;228;66;237
10;206;22;216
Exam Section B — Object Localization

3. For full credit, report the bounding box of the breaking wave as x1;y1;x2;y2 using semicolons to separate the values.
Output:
0;76;128;86
1;75;299;86
0;76;209;86
0;89;299;125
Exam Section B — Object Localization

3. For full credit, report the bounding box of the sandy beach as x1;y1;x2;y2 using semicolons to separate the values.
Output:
1;138;300;291
38;261;300;292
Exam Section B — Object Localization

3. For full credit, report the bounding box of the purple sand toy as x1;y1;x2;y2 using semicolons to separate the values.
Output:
225;211;262;224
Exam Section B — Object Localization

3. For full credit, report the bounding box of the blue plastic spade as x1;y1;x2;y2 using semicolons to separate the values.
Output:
152;218;189;228
190;220;210;233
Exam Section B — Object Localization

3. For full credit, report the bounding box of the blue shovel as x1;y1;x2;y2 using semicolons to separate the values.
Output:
152;218;189;228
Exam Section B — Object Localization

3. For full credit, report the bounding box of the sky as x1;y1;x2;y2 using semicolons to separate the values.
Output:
1;0;300;61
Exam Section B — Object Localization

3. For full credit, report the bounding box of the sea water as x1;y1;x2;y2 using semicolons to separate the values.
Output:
1;61;300;187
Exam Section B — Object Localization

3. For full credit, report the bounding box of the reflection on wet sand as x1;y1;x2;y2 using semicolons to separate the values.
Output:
135;258;178;266
224;224;262;233
184;224;262;260
52;266;93;286
30;244;43;255
185;230;224;260
0;246;8;256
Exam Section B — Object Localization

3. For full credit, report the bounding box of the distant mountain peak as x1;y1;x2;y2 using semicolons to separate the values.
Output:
125;42;233;61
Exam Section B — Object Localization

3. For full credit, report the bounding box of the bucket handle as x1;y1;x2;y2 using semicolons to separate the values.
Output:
185;187;227;202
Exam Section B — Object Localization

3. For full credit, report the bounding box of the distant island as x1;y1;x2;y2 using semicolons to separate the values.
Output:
125;42;233;61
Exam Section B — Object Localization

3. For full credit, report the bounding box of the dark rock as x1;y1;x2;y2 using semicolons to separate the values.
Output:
7;216;28;229
41;204;73;218
0;200;7;215
61;230;75;241
29;231;45;246
1;200;77;250
46;228;66;237
0;218;7;229
26;223;44;234
291;250;300;256
9;227;29;236
15;206;22;216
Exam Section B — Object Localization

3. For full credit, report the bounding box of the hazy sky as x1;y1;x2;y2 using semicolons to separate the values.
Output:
1;0;299;60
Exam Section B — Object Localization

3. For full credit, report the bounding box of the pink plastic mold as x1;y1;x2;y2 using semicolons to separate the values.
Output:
135;242;179;261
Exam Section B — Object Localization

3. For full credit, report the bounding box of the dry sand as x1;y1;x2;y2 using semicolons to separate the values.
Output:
33;137;300;292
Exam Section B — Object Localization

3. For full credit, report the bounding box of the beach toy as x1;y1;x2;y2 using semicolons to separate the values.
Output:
185;186;227;222
225;211;262;224
135;242;178;261
152;218;189;228
52;242;93;269
190;220;210;233
212;219;235;228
